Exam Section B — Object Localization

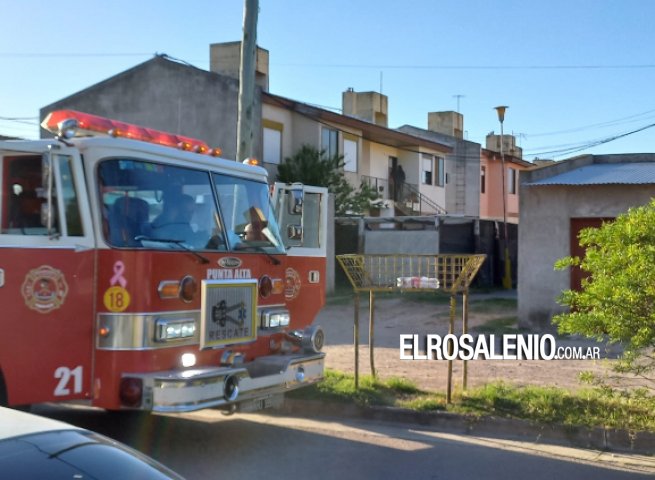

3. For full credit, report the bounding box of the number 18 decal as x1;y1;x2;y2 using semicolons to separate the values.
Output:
54;366;83;396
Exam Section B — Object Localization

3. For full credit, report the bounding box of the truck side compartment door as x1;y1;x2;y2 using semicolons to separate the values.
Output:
0;144;94;406
272;183;329;325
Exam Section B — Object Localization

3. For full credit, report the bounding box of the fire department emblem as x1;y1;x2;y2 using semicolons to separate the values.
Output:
21;265;69;314
284;267;301;301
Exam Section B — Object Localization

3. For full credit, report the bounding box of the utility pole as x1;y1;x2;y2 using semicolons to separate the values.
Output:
236;0;259;162
495;106;512;290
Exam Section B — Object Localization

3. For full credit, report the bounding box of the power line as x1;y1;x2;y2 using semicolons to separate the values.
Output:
0;52;153;58
526;108;655;137
525;122;655;158
4;53;655;71
0;116;39;126
273;62;655;71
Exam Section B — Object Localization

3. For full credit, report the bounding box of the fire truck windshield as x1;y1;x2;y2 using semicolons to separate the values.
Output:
98;159;285;254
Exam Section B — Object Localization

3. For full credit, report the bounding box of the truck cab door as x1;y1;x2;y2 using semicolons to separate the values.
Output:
0;143;94;406
272;183;329;323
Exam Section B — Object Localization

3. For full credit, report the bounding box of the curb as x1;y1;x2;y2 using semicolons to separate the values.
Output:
278;398;655;456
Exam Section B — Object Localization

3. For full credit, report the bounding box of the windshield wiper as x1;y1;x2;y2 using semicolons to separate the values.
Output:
135;236;210;264
234;243;281;265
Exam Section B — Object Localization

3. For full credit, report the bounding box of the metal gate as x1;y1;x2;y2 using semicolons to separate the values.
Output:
337;254;486;402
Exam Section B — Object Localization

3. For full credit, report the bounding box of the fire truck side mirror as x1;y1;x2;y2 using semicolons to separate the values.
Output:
288;189;303;215
40;151;56;235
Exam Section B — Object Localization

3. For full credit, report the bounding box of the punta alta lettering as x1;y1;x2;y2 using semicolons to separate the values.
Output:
206;269;252;280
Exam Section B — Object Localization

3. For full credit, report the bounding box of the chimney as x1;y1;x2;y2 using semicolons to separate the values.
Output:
486;133;523;159
342;89;388;127
209;41;270;91
427;111;463;139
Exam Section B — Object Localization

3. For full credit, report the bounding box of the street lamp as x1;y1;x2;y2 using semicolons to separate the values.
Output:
494;106;512;290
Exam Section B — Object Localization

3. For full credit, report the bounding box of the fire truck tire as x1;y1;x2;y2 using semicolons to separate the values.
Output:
0;372;27;410
0;371;6;406
105;409;150;422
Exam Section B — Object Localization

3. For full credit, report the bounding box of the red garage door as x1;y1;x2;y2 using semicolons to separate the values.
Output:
569;217;614;291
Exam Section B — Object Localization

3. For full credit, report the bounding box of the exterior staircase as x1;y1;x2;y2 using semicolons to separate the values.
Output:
361;175;446;216
395;182;447;216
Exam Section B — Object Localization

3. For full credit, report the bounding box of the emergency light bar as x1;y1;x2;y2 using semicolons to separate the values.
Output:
41;110;223;156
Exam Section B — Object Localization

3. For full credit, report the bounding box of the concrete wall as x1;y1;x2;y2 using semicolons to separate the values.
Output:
40;56;257;162
418;153;447;210
290;114;320;156
518;181;655;330
442;139;481;217
396;125;480;216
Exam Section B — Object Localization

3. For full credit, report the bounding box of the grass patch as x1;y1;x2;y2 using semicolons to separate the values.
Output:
291;370;655;432
288;370;400;406
456;383;655;432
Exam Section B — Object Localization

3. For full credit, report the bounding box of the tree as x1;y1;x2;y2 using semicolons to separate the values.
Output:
553;199;655;387
276;145;377;216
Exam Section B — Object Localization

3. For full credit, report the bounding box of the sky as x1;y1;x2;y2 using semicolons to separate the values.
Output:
1;0;655;161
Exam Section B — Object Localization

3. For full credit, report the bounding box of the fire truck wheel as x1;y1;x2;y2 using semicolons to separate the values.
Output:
105;409;150;423
0;371;7;407
219;404;237;416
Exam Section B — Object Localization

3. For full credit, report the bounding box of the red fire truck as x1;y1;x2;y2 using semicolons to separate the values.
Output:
0;110;327;413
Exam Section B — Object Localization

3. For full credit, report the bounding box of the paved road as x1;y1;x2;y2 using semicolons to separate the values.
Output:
33;404;654;480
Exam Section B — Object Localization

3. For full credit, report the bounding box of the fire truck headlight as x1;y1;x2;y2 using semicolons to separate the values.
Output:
260;309;290;329
156;318;197;342
181;353;197;368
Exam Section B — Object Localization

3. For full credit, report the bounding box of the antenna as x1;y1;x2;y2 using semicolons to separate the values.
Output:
380;71;384;94
452;94;466;113
513;131;527;146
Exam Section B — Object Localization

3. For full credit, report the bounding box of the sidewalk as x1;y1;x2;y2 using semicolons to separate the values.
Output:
278;398;655;459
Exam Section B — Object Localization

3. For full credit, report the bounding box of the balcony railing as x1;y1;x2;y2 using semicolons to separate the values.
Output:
360;175;388;199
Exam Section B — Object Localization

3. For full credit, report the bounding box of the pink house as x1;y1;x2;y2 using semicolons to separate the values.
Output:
480;147;533;223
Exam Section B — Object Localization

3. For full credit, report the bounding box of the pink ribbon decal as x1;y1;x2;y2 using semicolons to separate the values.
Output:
111;261;127;288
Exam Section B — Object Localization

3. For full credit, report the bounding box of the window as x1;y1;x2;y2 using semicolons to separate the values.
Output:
436;156;445;187
321;127;338;159
508;167;518;194
343;137;358;172
263;120;282;165
1;155;56;236
98;159;226;251
58;155;83;236
421;154;433;185
213;174;285;253
480;166;486;194
1;154;83;237
422;154;444;186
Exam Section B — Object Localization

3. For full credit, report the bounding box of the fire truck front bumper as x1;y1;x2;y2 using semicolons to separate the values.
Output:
121;352;325;413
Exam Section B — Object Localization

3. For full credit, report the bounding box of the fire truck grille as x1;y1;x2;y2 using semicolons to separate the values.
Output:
200;279;258;349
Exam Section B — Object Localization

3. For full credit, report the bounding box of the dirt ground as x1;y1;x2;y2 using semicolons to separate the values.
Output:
312;292;633;393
